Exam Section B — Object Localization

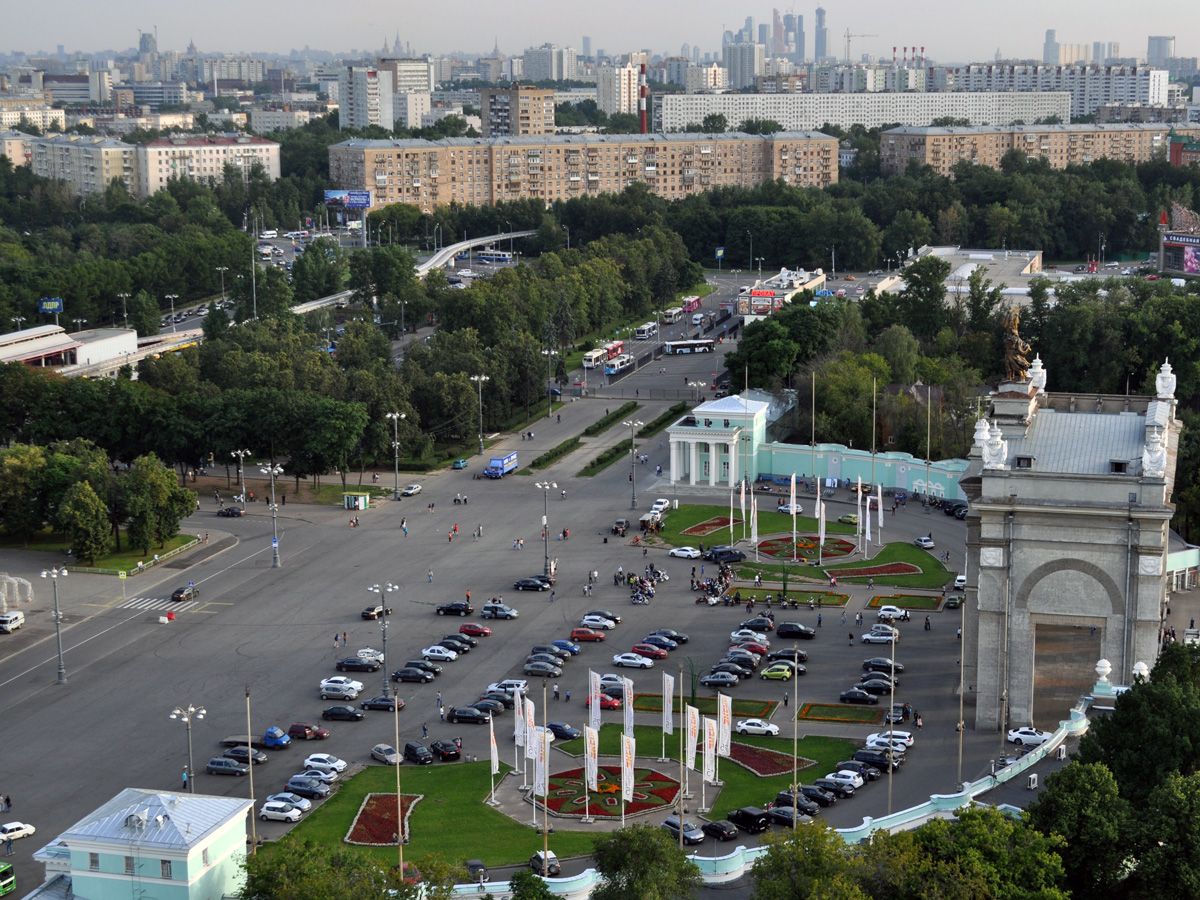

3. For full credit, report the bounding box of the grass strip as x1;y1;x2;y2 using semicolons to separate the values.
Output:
577;439;632;477
528;436;582;470
867;593;943;610
797;702;884;725
631;693;778;718
637;402;688;439
583;401;640;437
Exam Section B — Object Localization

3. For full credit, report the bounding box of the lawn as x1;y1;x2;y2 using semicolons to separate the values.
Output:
725;587;850;608
556;724;855;819
266;761;598;869
631;693;778;718
1;529;197;573
797;703;885;725
822;542;952;589
654;504;854;550
867;593;943;610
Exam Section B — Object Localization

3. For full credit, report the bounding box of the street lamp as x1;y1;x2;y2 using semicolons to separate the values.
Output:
562;224;570;250
432;223;442;252
504;219;514;255
541;349;557;419
745;229;753;272
39;566;69;684
384;412;406;500
688;380;705;402
623;420;644;509
368;583;398;697
71;318;87;334
169;703;206;793
260;462;283;568
755;257;764;279
165;294;179;333
469;375;489;454
11;315;26;331
231;450;250;510
535;482;557;577
215;266;229;302
116;292;130;329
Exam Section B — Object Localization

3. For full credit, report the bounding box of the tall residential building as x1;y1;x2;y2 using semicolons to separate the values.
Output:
597;64;640;116
723;42;765;90
664;57;691;86
200;56;268;85
0;130;29;166
932;64;1169;118
1147;36;1175;67
328;131;839;212
338;66;394;131
814;7;828;62
1043;30;1059;65
582;36;592;58
795;15;806;64
478;85;555;137
394;91;433;128
139;134;280;197
771;8;786;55
0;107;66;130
29;134;138;195
378;57;436;93
523;44;578;82
686;63;729;93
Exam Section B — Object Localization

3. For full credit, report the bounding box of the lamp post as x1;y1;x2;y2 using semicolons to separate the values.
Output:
170;703;206;793
71;318;87;334
260;462;283;568
623;419;644;509
535;481;557;577
116;292;130;329
562;224;570;250
433;223;442;253
231;449;250;509
368;583;398;697
504;219;514;255
688;380;705;402
215;266;229;302
11;315;26;331
746;229;753;272
385;412;406;500
755;257;764;279
40;566;69;684
164;294;179;333
541;349;557;419
470;375;489;454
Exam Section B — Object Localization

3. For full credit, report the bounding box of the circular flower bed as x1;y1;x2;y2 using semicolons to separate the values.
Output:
757;535;856;560
542;766;679;818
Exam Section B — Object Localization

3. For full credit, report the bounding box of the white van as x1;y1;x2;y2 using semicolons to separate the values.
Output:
259;229;278;239
0;611;25;633
691;313;704;326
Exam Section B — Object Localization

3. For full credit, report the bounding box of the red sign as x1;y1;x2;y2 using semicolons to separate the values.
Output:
750;289;775;297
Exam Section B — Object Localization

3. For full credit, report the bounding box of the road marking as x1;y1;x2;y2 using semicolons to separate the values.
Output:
117;597;199;611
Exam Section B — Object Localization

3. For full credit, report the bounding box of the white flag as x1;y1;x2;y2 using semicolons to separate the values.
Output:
685;705;700;771
533;726;549;796
876;483;884;542
717;693;732;757
525;699;537;761
620;733;636;802
818;495;826;549
750;494;758;544
588;670;602;731
489;717;500;775
662;672;675;734
622;676;635;738
729;489;735;540
866;504;872;548
789;472;796;512
703;717;717;783
584;725;599;791
514;691;526;747
856;479;863;539
739;478;746;520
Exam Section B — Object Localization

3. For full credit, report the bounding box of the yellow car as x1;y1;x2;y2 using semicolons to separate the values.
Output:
759;663;795;681
837;513;858;525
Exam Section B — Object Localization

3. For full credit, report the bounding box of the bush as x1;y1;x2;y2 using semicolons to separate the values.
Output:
529;437;582;469
578;439;633;476
638;402;688;438
583;401;640;437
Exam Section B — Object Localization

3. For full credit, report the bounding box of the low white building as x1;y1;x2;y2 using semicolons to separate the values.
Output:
248;108;313;132
139;133;280;196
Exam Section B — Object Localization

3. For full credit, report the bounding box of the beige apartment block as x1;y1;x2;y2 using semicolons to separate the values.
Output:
29;134;138;196
478;86;556;137
329;131;838;213
139;134;280;196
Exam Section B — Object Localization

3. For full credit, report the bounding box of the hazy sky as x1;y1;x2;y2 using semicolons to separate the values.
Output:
8;0;1192;62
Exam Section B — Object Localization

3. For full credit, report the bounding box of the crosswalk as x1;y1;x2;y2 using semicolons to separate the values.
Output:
117;596;200;612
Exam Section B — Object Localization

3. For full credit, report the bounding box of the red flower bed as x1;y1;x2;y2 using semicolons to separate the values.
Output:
757;535;856;560
828;562;920;578
346;793;422;845
542;765;679;818
682;516;740;536
728;741;814;777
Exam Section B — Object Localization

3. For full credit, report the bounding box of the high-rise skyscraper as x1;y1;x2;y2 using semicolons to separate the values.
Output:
582;36;592;59
1042;29;1059;65
758;24;770;45
814;7;828;62
723;42;765;89
1147;36;1175;67
796;15;806;64
772;8;786;55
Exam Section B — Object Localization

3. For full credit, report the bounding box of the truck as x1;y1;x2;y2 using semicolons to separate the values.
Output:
484;451;518;479
220;726;291;750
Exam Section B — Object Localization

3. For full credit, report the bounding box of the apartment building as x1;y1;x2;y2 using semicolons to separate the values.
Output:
478;86;555;137
394;91;432;128
880;123;1200;176
139;133;280;196
658;91;1072;132
0;106;66;130
378;57;436;93
723;42;765;90
931;65;1168;118
123;81;189;111
0;130;30;166
597;64;639;116
523;44;578;82
338;66;394;131
686;63;728;93
329;131;837;213
29;134;138;196
249;107;313;132
200;56;267;84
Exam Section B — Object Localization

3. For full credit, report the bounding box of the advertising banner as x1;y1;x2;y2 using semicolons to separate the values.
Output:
622;676;635;738
588;670;602;731
323;189;372;209
685;705;700;771
621;734;636;802
584;725;599;791
662;672;675;734
703;718;717;783
717;693;732;757
489;718;499;775
525;699;537;760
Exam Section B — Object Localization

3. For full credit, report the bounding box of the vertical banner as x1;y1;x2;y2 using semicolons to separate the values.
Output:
662;672;675;734
750;494;759;544
584;725;599;790
856;478;864;542
717;693;732;757
620;734;636;801
622;676;635;738
739;479;746;520
729;489;734;540
876;483;884;543
790;473;798;561
818;495;826;548
514;691;526;747
685;705;700;770
588;670;602;731
533;726;549;796
866;504;873;550
703;717;717;783
525;699;537;760
489;717;500;775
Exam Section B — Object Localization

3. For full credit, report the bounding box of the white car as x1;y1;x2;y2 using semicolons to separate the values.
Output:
486;679;529;695
776;503;803;514
954;574;967;590
914;535;935;550
825;770;864;789
867;730;914;747
580;615;617;630
265;792;311;812
0;822;35;841
1007;726;1052;747
669;546;702;559
357;648;384;663
320;676;364;693
735;718;779;736
861;632;896;644
612;652;654;669
651;498;671;514
876;605;911;622
303;753;347;773
400;483;423;496
297;767;338;783
423;645;458;661
729;629;767;644
864;736;909;755
259;801;303;822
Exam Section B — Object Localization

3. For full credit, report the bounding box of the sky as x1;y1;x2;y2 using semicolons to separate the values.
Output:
7;0;1193;63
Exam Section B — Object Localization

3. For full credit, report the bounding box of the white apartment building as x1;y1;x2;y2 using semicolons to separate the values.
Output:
0;106;66;130
931;65;1168;118
657;91;1072;132
249;108;313;132
597;64;639;115
200;56;267;83
29;134;138;196
523;44;578;82
394;91;432;128
0;130;30;166
338;66;394;130
139;134;280;196
686;63;728;93
723;42;764;89
378;58;436;93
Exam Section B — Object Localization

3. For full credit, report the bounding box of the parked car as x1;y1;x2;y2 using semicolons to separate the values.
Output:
223;746;268;766
459;622;492;637
531;644;570;659
480;603;519;620
303;753;347;773
336;657;381;672
840;688;879;705
857;680;893;696
265;791;312;812
825;770;864;789
776;623;817;640
861;632;897;645
287;723;330;741
711;662;752;679
741;616;775;632
800;785;838;807
472;698;505;716
318;683;358;701
668;546;702;558
586;609;622;624
479;691;516;709
570;627;606;642
580;615;617;630
726;807;770;834
876;606;911;623
862;657;903;674
405;660;442;676
322;705;365;722
867;730;914;747
284;776;330;799
361;695;405;711
530;850;561;876
392;667;435;684
729;628;767;644
852;749;904;771
370;744;401;765
319;675;364;693
217;507;243;518
612;652;654;669
662;815;706;845
835;760;881;782
701;820;739;841
1007;726;1052;747
400;483;422;496
760;662;798;680
630;642;668;660
0;822;36;841
361;605;393;620
735;718;779;736
447;706;490;724
767;648;808;663
547;722;581;740
524;660;562;678
700;672;739;688
914;535;935;550
422;645;458;662
424;739;457;761
403;741;434;764
514;578;549;591
551;639;581;655
205;757;249;776
813;777;856;799
439;637;473;653
649;628;689;644
767;807;814;827
944;593;964;609
486;679;529;695
437;600;474;616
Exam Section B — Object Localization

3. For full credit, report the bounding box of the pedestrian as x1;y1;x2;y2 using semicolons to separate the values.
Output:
342;631;348;645
436;691;443;706
181;769;188;791
840;610;847;625
553;683;560;700
817;613;822;628
439;705;445;722
478;524;483;538
421;722;428;739
203;532;209;544
565;689;572;702
783;692;789;707
867;577;874;591
924;616;931;631
550;590;556;603
427;569;434;583
643;546;648;558
956;627;962;640
849;631;855;646
855;612;863;626
916;714;923;729
281;494;286;506
465;591;471;604
333;633;339;648
557;413;561;423
5;837;12;856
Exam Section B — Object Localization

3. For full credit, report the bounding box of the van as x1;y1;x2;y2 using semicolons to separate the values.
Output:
0;611;24;633
691;313;704;326
259;229;278;239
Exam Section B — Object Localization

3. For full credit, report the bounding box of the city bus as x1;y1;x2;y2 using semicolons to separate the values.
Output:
603;340;625;359
604;353;634;376
457;249;514;265
663;339;715;354
0;861;14;897
633;322;659;340
582;349;607;369
680;295;702;313
660;307;683;324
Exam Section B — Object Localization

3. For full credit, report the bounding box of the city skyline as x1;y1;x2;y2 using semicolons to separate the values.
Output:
3;0;1191;63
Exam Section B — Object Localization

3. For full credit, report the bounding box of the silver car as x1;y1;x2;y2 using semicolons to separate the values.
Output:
371;743;401;765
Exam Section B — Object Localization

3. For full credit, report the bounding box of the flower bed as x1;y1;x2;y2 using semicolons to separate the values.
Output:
682;516;741;537
345;792;423;845
757;535;856;561
867;593;943;610
727;741;815;777
824;562;920;578
797;703;883;725
542;766;679;817
632;693;776;718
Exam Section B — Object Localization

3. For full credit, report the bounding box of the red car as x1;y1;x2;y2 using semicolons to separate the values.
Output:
631;643;668;660
571;627;606;642
459;622;492;637
730;641;769;657
586;692;622;709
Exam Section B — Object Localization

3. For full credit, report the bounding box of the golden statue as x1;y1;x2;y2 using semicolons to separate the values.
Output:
1002;305;1032;383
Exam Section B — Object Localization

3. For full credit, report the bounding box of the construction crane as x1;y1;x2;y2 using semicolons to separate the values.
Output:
844;29;878;63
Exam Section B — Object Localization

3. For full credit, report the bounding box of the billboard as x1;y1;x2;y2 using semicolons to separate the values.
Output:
323;189;372;209
1162;232;1200;275
38;297;64;313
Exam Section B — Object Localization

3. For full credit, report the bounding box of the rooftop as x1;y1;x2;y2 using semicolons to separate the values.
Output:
144;133;278;147
884;123;1185;137
1004;407;1152;476
51;788;250;851
331;131;836;151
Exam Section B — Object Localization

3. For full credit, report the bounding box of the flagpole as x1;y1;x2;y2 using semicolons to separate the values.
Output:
729;488;734;543
810;369;817;503
488;718;498;806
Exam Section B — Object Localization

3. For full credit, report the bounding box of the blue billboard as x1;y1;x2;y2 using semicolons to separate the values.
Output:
38;296;64;313
323;190;372;209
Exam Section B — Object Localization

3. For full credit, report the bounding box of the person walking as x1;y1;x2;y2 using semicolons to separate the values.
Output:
565;689;572;702
333;633;340;648
550;590;556;603
436;691;443;707
438;705;445;722
924;616;931;631
427;569;434;583
342;631;348;645
5;837;13;857
553;683;560;701
783;692;789;707
848;631;855;646
181;768;188;791
421;722;429;739
817;613;822;628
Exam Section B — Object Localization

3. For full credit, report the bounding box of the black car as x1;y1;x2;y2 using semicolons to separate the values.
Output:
772;791;819;816
529;574;555;587
472;698;504;716
766;807;812;827
360;695;404;711
801;785;838;806
547;722;581;740
702;820;739;841
430;739;461;761
586;609;622;624
862;657;904;674
835;760;882;782
223;746;268;766
813;778;856;799
741;616;775;631
479;690;516;709
858;671;898;687
651;629;689;644
641;634;677;651
711;548;746;563
531;644;570;659
336;657;381;672
712;662;753;679
525;653;562;668
702;545;730;560
285;776;330;799
513;578;548;591
217;506;242;518
403;741;434;764
322;705;365;721
600;683;627;700
392;667;434;684
726;806;770;833
445;633;478;648
405;659;442;675
437;601;473;616
767;648;808;663
776;623;817;640
839;688;879;705
852;749;904;771
362;605;393;620
447;706;489;724
857;680;893;696
724;650;761;669
171;586;199;602
438;638;472;653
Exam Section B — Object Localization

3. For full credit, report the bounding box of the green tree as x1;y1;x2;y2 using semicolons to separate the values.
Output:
899;256;951;343
127;290;161;336
604;113;641;134
242;839;454;900
508;869;556;899
1130;773;1200;897
592;824;702;900
738;118;784;134
750;825;865;900
55;480;112;563
700;113;728;133
0;443;48;542
122;453;194;555
964;264;1004;334
873;324;921;383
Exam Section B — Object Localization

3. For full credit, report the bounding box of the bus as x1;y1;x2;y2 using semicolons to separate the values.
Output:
0;861;14;897
582;349;607;369
457;249;514;265
634;322;659;340
258;245;273;260
663;339;715;354
604;353;634;376
680;295;702;313
603;340;625;360
660;307;683;324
